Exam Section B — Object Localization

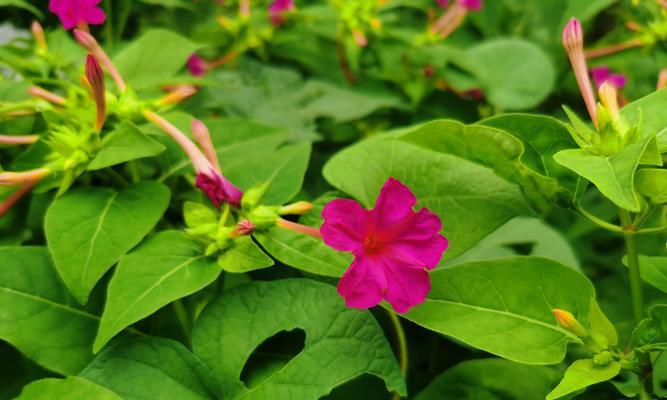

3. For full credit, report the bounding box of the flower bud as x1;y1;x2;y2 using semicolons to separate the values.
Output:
230;219;255;237
31;21;47;50
658;69;667;90
74;29;126;92
553;309;588;338
276;218;322;238
598;82;620;122
352;30;368;47
0;135;39;145
28;86;66;105
248;205;281;229
0;168;50;186
191;119;220;172
279;201;313;216
85;54;106;132
157;85;197;106
562;18;598;127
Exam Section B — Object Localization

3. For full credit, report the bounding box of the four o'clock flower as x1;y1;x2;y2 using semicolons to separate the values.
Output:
49;0;106;30
187;54;207;77
563;18;598;127
591;66;627;90
430;0;483;39
321;178;448;313
658;69;667;90
269;0;295;26
143;111;243;208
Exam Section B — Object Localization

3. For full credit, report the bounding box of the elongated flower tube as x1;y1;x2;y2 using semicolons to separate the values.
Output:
0;181;37;218
276;218;322;238
28;86;66;105
563;18;598;127
191;119;220;173
321;178;448;313
430;0;482;39
85;54;106;132
658;69;667;90
31;21;47;50
0;168;50;185
552;309;588;338
279;201;313;215
74;29;126;92
0;135;39;145
49;0;106;30
144;111;242;207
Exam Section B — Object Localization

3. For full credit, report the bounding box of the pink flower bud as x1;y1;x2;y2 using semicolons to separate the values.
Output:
352;29;368;47
157;85;198;106
276;218;322;238
74;29;126;92
230;219;255;237
552;309;588;338
0;168;50;186
191;119;220;173
269;0;295;26
279;201;313;215
28;86;66;105
562;18;598;126
31;21;47;50
85;54;106;131
658;69;667;90
458;0;482;11
187;54;207;77
0;135;39;145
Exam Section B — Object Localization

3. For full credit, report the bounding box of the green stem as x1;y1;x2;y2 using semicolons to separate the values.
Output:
129;160;140;183
576;205;624;233
638;376;650;400
387;310;408;400
173;300;192;347
620;209;644;323
103;0;114;48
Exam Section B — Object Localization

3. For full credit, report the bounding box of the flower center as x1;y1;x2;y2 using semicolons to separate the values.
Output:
363;235;381;253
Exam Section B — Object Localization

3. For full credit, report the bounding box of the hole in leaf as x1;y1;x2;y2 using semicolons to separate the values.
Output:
503;242;534;256
320;373;391;400
240;328;306;388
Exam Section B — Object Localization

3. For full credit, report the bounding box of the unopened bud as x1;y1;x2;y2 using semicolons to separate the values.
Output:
553;309;588;338
248;205;281;229
86;54;106;132
157;85;197;106
0;168;50;185
74;29;126;92
598;82;620;122
352;30;368;47
562;18;583;52
230;219;255;237
658;69;667;90
31;21;47;50
191;119;220;172
279;201;313;216
276;218;322;238
28;86;66;105
562;18;598;127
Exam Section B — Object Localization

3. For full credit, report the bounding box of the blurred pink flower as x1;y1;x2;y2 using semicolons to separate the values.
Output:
269;0;295;25
436;0;448;7
321;178;448;313
49;0;106;30
591;66;627;89
187;54;207;77
458;0;482;11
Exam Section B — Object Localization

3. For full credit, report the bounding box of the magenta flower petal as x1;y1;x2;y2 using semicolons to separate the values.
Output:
321;199;367;252
591;66;627;89
337;256;387;309
382;258;431;313
436;0;449;7
321;177;448;314
49;0;106;30
196;171;243;208
373;177;416;229
187;54;207;77
458;0;482;11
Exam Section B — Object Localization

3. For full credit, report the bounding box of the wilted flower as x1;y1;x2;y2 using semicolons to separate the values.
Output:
143;111;242;208
321;178;448;313
49;0;106;30
591;66;627;89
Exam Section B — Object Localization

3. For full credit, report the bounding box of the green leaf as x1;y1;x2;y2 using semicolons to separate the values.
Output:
88;122;165;170
636;255;667;294
45;181;170;304
635;169;667;204
414;358;560;400
0;0;43;18
450;217;580;269
631;304;667;352
546;359;621;400
217;236;274;273
588;298;618;349
254;227;351;277
323;134;529;261
138;0;193;8
192;279;406;398
463;39;555;110
622;88;667;138
0;247;98;375
403;257;595;364
553;132;657;212
94;231;220;352
81;337;218;400
224;142;311;205
16;377;122;400
113;30;199;91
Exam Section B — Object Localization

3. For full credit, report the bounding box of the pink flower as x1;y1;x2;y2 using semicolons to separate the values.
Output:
321;178;448;313
458;0;482;11
49;0;106;30
436;0;448;7
187;54;207;77
591;66;627;89
268;0;295;26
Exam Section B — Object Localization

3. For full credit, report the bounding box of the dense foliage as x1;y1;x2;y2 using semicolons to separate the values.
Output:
0;0;666;399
